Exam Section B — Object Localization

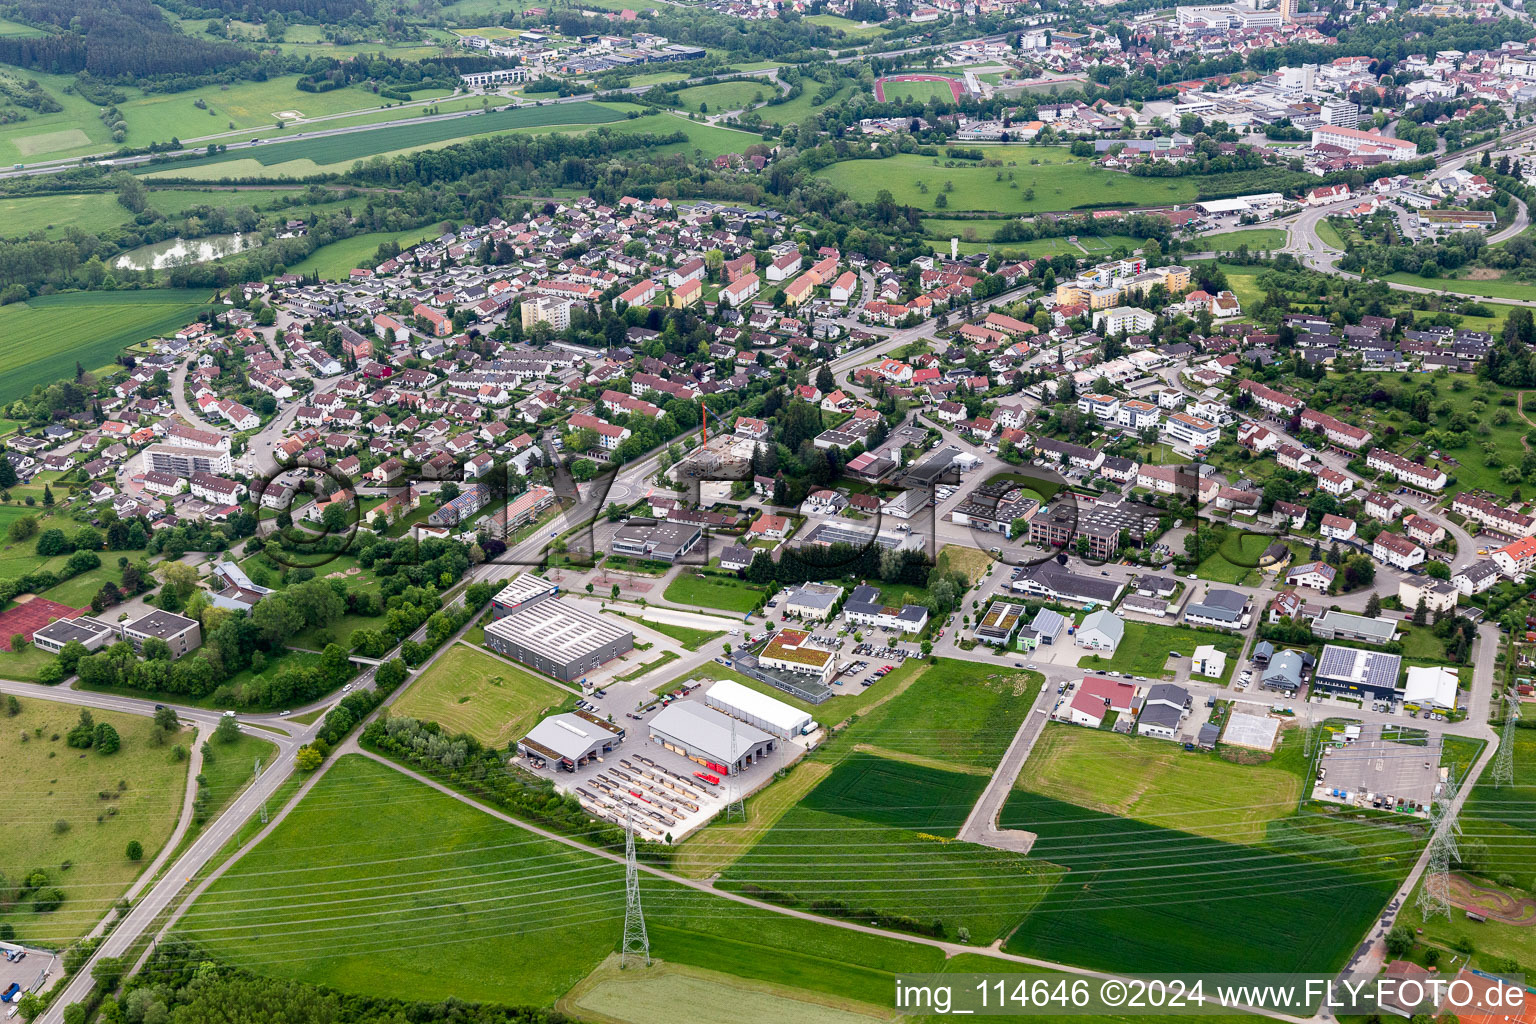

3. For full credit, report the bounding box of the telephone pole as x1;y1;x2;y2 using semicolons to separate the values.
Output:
621;807;651;969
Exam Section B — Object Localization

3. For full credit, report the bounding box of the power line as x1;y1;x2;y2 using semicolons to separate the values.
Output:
1493;691;1518;789
1416;768;1461;923
621;806;650;969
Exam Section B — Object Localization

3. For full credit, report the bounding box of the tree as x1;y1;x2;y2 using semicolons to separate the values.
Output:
1413;595;1427;626
141;636;171;662
93;722;120;755
1385;923;1415;957
0;458;15;489
1424;560;1451;580
816;364;835;394
213;715;240;744
1365;593;1382;617
158;561;200;604
4;694;18;717
66;708;95;748
154;705;178;731
295;744;325;771
125;840;143;861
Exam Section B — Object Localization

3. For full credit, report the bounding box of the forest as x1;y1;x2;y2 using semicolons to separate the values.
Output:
0;0;257;80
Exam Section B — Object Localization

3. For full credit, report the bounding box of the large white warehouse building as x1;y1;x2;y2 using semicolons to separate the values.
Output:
704;678;816;739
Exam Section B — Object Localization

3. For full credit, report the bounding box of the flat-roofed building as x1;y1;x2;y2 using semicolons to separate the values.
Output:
758;628;835;686
120;609;202;659
31;615;115;655
484;596;634;681
703;678;814;740
611;519;703;563
145;443;232;477
491;573;561;618
1312;609;1399;645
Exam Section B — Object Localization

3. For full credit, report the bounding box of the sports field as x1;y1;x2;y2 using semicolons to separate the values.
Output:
0;289;219;404
4;696;190;944
998;790;1419;973
662;574;766;614
843;660;1042;771
813;151;1198;214
1019;726;1304;844
1077;621;1243;683
391;643;572;748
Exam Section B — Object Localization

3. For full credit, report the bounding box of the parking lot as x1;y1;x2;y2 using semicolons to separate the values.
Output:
0;945;52;1009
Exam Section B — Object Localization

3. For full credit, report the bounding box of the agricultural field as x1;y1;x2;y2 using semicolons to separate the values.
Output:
141;102;627;178
0;289;219;404
719;751;1061;942
672;80;770;113
998;789;1421;973
1078;621;1244;683
843;660;1042;771
391;643;573;748
812;151;1198;214
179;753;1046;1008
662;574;766;614
566;958;894;1024
1019;725;1305;844
0;69;116;166
2;696;191;945
0;191;134;238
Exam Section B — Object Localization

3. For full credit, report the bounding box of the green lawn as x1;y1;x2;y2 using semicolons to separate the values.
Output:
392;643;573;748
0;192;133;238
1078;620;1244;683
0;642;60;681
671;80;769;113
0;69;115;166
662;574;766;615
758;83;860;127
1196;531;1283;585
842;660;1042;771
0;289;219;404
623;616;725;651
2;695;191;945
813;150;1199;214
1019;725;1305;845
1199;228;1287;252
288;226;443;281
1383;271;1536;301
881;78;960;104
1314;219;1345;249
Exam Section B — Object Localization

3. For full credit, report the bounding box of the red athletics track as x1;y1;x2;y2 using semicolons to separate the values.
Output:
0;596;81;651
873;74;965;103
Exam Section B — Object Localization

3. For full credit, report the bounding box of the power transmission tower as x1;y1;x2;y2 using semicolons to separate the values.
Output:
254;758;268;825
620;807;650;970
1493;691;1519;789
1416;770;1462;922
724;716;745;822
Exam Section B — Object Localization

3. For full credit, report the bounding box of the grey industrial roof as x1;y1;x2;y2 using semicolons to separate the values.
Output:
522;712;620;762
1138;702;1183;731
493;573;560;608
1015;565;1122;604
1186;589;1247;622
485;597;632;663
1315;609;1399;643
785;582;843;612
1079;609;1124;643
1264;649;1306;687
124;609;199;639
1030;607;1066;638
1145;683;1190;707
33;616;114;646
649;701;773;762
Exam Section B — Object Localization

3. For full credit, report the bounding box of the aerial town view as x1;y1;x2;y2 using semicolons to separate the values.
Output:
7;0;1536;1018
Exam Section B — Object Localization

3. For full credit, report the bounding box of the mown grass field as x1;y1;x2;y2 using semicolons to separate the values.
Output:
0;289;218;404
626;616;724;651
758;83;861;128
1200;228;1287;252
1078;620;1243;683
0;68;115;165
672;80;769;112
719;752;1061;942
880;78;960;104
813;151;1198;214
1019;725;1304;845
392;643;572;748
998;789;1421;973
1196;530;1285;585
844;661;1042;771
4;696;190;945
287;225;443;281
662;574;766;614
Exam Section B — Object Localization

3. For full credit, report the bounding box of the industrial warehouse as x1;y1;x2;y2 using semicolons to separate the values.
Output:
483;574;634;681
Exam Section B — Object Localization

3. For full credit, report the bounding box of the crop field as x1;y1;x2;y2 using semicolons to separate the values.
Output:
0;191;132;238
720;753;1061;942
1454;725;1536;889
798;754;984;835
180;753;1048;1007
0;289;218;404
843;660;1042;771
662;574;766;614
3;696;190;944
142;102;628;175
1019;726;1305;845
392;643;572;747
1078;621;1243;683
998;790;1419;973
567;959;894;1024
812;151;1198;214
672;80;770;112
